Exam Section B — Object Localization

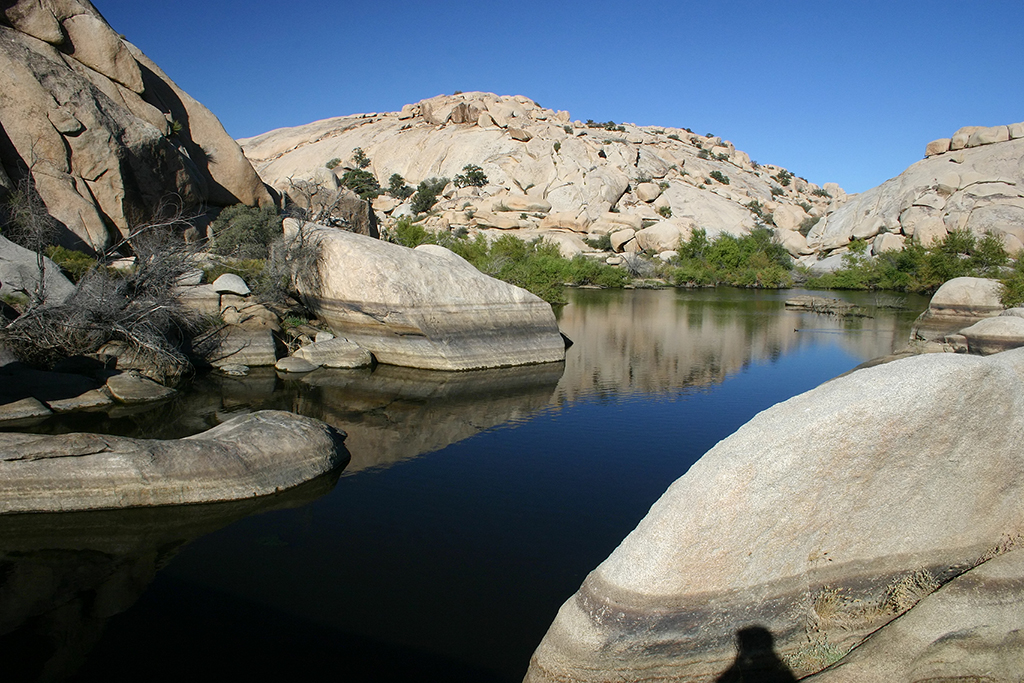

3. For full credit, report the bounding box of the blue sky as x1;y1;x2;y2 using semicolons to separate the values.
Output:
96;0;1021;194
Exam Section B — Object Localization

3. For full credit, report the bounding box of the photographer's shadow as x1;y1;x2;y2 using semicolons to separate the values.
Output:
716;626;797;683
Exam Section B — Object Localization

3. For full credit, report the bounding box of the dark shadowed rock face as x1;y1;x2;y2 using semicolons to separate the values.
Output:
0;0;271;251
0;410;348;513
525;348;1024;682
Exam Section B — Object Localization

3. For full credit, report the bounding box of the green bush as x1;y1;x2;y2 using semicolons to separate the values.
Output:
210;204;283;259
773;169;793;187
798;216;820;236
453;164;488;188
553;141;561;152
709;170;730;185
668;133;680;141
808;229;1011;294
697;149;710;159
669;227;793;288
387;173;414;200
812;188;832;198
352;147;370;169
325;158;341;170
45;245;96;283
392;217;431;247
203;259;267;287
340;168;381;200
410;177;449;214
657;205;673;218
563;125;573;135
771;186;784;197
584;233;612;251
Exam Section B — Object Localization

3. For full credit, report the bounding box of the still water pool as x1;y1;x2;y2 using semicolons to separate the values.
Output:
0;288;928;682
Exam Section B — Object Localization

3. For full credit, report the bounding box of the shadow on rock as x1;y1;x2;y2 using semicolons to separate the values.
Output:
716;626;797;683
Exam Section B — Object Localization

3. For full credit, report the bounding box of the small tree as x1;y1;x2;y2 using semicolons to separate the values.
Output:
340;168;381;200
454;164;488;188
411;177;449;214
352;147;371;169
387;173;414;200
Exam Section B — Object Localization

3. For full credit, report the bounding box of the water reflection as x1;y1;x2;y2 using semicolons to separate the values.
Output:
0;473;341;681
553;288;926;401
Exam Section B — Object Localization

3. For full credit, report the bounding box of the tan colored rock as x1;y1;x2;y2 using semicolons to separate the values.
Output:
872;232;905;254
924;138;951;156
635;221;684;253
293;338;374;368
609;228;636;253
206;328;279;367
285;220;564;371
591;212;643;235
472;210;526;230
540;211;591;233
1009;121;1024;139
0;410;348;513
542;231;588;259
47;388;114;413
959;316;1024;355
526;350;1024;682
772;203;809;232
176;284;221;317
275;356;318;373
951;126;985;150
495;195;551;213
807;549;1024;683
967;125;1010;147
0;397;52;424
635;182;662;202
105;372;175;404
372;195;401;212
775;228;813;256
508;127;533;142
911;276;1005;341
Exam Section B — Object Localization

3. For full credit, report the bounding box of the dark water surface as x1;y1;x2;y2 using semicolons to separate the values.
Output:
0;288;928;682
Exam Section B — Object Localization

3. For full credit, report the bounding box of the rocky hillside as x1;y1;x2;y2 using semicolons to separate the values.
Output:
810;122;1024;265
0;0;272;252
240;92;848;261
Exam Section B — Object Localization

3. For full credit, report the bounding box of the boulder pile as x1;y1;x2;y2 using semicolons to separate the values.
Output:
0;0;272;252
240;92;847;263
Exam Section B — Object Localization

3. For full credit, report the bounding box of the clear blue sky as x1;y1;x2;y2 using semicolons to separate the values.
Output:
96;0;1021;194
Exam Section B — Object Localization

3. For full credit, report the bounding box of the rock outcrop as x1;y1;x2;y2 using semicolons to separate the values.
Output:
240;92;846;258
284;218;566;371
910;276;1005;341
806;548;1024;683
0;410;347;513
526;349;1024;682
0;0;272;252
809;122;1024;259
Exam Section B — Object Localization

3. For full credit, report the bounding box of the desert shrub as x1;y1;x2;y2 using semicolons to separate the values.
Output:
584;234;612;251
670;227;793;288
563;125;573;134
202;259;267;287
667;133;680;141
1001;260;1024;307
210;204;283;259
773;169;793;187
392;217;431;247
352;147;371;169
325;158;341;170
339;168;381;200
812;187;832;198
697;149;710;159
715;153;729;162
798;216;820;236
798;201;813;213
771;186;784;197
553;141;561;152
808;230;1010;293
745;200;765;219
657;205;673;218
411;177;449;214
387;173;414;200
453;164;488;188
709;170;730;185
45;245;96;283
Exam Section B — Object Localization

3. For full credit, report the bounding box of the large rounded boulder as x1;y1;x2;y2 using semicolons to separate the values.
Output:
526;349;1024;681
0;410;348;513
286;219;566;371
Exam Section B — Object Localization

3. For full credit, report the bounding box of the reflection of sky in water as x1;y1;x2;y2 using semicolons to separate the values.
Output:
0;288;929;683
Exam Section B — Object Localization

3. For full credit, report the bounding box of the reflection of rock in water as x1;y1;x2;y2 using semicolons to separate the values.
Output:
554;289;924;400
0;474;339;681
296;363;565;472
